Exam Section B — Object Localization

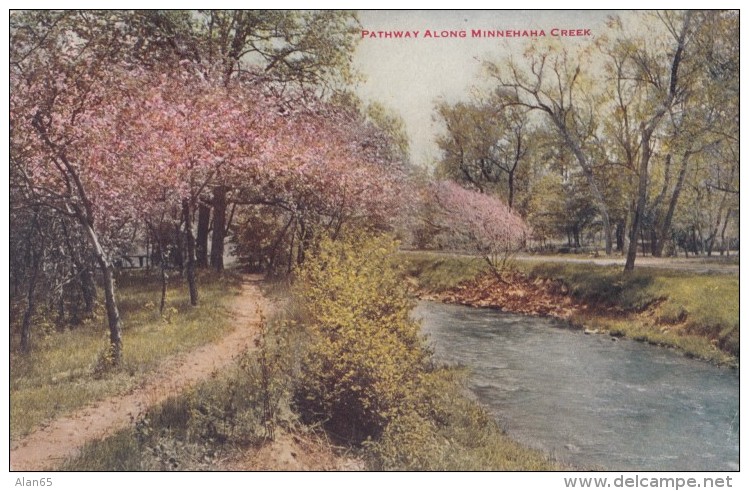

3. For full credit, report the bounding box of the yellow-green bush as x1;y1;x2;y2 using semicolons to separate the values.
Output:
293;233;430;441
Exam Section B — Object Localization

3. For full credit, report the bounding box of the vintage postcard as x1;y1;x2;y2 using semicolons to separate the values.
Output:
8;8;739;486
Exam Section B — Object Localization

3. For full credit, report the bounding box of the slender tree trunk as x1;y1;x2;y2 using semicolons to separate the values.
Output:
706;192;730;257
80;219;123;366
100;261;123;364
615;220;624;252
622;200;634;257
720;209;732;256
653;152;690;257
61;220;97;316
692;227;699;255
268;216;294;274
160;265;168;315
297;220;307;265
210;186;228;271
157;231;169;314
507;170;515;210
625;131;655;271
174;223;184;271
196;202;211;268
182;198;199;306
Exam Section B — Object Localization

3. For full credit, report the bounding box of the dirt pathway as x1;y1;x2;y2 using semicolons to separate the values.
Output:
10;274;269;471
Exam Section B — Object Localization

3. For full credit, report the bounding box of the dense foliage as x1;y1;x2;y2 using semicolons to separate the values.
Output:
293;234;429;440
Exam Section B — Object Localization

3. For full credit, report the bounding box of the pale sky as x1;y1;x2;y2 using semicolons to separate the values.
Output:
352;10;616;167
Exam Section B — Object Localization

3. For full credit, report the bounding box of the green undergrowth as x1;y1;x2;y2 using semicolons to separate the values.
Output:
61;317;297;471
11;270;241;440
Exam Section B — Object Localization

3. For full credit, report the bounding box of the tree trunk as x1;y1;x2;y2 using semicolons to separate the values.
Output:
100;261;124;365
507;170;515;210
210;186;228;271
182;198;199;306
297;220;307;265
625;13;689;270
196;202;211;268
268;216;294;274
160;265;169;315
653;152;690;257
173;223;184;271
81;219;123;366
625;130;655;271
615;220;625;252
622;201;634;257
691;227;699;255
720;209;732;256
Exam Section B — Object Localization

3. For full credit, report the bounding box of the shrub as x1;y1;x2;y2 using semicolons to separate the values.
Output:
293;233;430;442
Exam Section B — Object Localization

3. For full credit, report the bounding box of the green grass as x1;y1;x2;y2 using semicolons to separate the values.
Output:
399;251;490;292
60;364;264;471
10;270;242;440
519;262;739;360
62;430;146;471
517;262;658;310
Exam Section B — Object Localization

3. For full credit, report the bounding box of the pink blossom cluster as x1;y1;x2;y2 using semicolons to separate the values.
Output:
11;60;405;245
433;180;530;254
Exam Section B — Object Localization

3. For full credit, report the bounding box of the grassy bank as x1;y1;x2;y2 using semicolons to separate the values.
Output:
401;251;739;367
10;270;241;439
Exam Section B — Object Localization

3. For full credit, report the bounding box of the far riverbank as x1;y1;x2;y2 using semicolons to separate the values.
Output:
401;251;739;368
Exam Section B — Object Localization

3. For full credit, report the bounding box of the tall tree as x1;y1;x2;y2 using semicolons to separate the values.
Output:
484;43;615;254
435;96;531;209
602;12;695;270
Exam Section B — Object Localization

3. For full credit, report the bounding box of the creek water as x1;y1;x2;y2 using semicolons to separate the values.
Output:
414;301;739;471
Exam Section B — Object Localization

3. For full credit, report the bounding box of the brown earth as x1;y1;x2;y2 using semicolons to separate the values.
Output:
219;431;365;471
10;275;361;471
419;271;603;322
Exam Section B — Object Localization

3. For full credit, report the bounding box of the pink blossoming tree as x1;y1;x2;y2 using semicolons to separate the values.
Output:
433;180;531;279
